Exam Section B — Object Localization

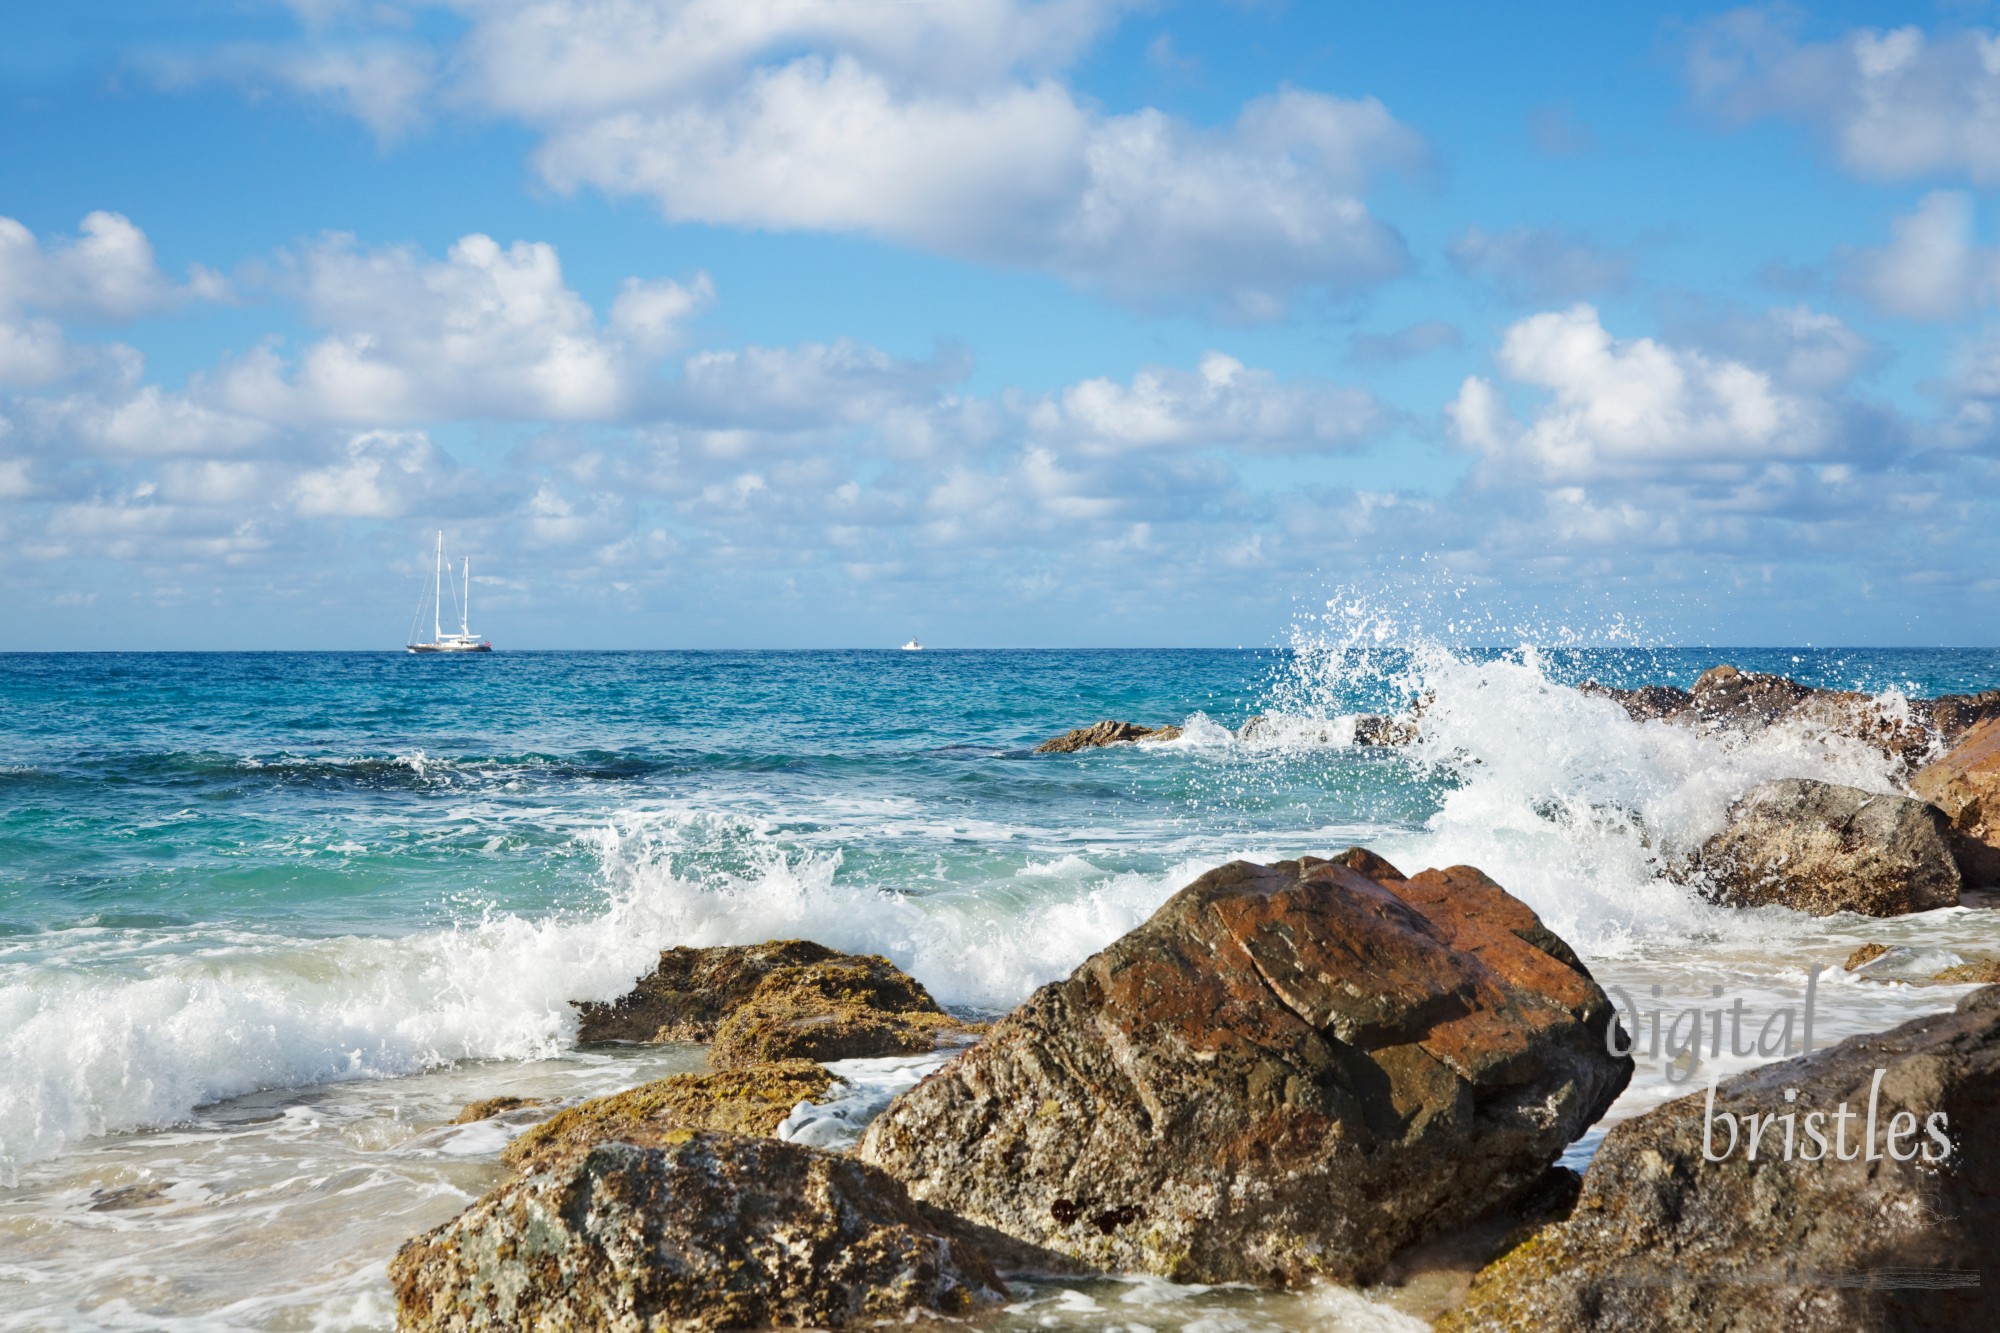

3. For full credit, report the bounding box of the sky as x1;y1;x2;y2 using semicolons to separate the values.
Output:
4;1;2000;649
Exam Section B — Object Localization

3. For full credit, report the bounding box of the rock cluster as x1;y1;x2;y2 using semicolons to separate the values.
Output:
1690;778;1961;916
391;1133;1017;1332
858;850;1631;1284
1584;663;2000;765
1033;719;1182;752
1441;987;2000;1331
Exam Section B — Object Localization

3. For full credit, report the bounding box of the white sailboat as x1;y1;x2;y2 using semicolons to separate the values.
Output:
407;531;492;653
901;637;923;651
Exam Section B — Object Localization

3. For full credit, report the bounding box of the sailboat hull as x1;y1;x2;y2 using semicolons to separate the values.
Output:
407;642;492;653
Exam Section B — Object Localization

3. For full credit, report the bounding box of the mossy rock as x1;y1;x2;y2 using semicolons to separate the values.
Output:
1843;941;1890;971
1935;958;2000;984
449;1095;550;1125
707;959;978;1068
502;1060;837;1175
575;939;857;1044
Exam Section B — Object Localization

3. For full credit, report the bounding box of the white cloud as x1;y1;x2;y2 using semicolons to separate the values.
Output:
216;232;712;424
1844;191;2000;321
1027;351;1382;455
192;1;1419;317
1448;304;1843;483
1449;225;1632;303
537;68;1417;317
456;0;1129;116
291;430;457;518
1688;11;2000;185
0;212;183;321
33;385;273;458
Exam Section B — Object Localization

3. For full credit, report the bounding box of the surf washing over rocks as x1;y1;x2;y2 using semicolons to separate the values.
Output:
4;602;2000;1328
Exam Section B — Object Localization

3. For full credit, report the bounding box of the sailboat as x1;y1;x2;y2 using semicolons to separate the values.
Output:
901;637;923;651
407;531;492;653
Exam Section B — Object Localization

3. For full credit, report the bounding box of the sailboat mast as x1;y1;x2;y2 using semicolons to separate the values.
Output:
434;531;443;643
462;556;471;637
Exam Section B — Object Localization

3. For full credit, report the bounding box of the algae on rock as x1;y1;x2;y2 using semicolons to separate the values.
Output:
502;1059;837;1175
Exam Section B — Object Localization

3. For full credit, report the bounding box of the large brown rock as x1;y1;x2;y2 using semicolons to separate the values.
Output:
1692;778;1961;917
1033;720;1180;753
857;850;1631;1285
575;940;960;1068
1911;715;2000;886
1441;987;2000;1332
391;1132;1016;1332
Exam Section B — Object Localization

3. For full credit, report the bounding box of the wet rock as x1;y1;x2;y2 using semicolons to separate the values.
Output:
1353;713;1419;746
1692;778;1960;917
87;1181;171;1212
1582;666;1962;765
1579;681;1692;724
575;939;941;1052
707;956;979;1069
1440;988;2000;1332
1935;958;2000;985
858;849;1631;1286
1926;690;2000;745
502;1061;838;1175
1842;942;1891;972
392;1132;1016;1332
1911;715;2000;886
1033;720;1179;753
448;1096;549;1125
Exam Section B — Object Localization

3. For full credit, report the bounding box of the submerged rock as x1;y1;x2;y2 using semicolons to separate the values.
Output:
448;1096;549;1125
1033;719;1181;753
858;849;1631;1286
392;1132;1015;1332
502;1060;837;1175
1842;942;1891;972
1352;713;1419;746
1440;987;2000;1332
1692;778;1960;917
707;956;978;1069
1911;715;2000;886
574;940;958;1069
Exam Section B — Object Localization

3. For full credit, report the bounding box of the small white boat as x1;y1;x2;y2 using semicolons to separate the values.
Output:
901;638;923;652
408;531;492;653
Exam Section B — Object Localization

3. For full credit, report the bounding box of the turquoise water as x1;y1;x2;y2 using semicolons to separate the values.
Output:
5;643;2000;1330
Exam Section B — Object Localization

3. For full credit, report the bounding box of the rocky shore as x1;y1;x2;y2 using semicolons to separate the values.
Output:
390;664;2000;1329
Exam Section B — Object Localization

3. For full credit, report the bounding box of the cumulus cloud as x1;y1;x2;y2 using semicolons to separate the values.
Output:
1449;226;1633;303
0;212;227;390
291;430;460;518
214;232;712;424
1025;352;1383;455
1844;191;2000;321
180;1;1421;318
1447;304;1863;484
1688;10;2000;185
535;70;1418;317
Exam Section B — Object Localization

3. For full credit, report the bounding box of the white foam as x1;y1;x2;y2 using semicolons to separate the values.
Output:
775;1049;956;1150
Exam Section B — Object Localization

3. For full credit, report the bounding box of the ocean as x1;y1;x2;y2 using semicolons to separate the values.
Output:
4;632;1999;1330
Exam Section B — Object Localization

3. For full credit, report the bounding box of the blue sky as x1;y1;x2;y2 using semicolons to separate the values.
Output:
3;1;1999;648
